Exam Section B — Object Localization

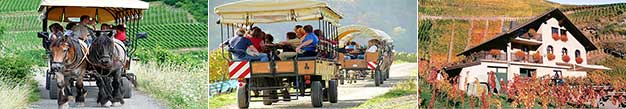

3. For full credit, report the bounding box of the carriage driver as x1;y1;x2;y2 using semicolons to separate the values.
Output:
72;15;96;46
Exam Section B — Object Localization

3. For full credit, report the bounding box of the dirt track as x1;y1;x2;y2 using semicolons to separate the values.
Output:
29;68;168;109
219;63;417;108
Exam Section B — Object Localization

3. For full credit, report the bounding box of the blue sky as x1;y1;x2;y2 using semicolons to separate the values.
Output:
547;0;626;5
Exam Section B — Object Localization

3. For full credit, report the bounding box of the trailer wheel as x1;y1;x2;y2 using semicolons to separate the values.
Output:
263;90;273;105
237;82;249;108
49;79;58;99
375;70;381;86
328;80;338;103
311;81;323;107
45;71;51;90
122;77;133;98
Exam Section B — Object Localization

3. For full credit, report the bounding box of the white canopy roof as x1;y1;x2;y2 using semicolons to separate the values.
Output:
337;25;393;47
39;0;149;22
214;0;342;24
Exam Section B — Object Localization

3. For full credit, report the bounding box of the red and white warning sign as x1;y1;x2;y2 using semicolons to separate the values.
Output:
367;61;377;70
229;61;251;79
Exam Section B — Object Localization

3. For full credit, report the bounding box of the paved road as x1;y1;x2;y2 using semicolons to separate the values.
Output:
29;67;168;109
219;63;417;108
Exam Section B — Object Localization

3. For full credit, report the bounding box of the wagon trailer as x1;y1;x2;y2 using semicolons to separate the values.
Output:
36;0;149;99
336;25;394;86
214;0;343;108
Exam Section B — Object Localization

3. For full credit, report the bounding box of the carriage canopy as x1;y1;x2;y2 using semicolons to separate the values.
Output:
38;0;149;23
337;25;393;47
214;0;343;24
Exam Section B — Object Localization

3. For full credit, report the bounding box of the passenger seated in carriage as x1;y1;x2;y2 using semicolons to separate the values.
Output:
100;23;112;30
314;29;337;59
343;41;360;59
296;25;319;57
48;23;64;41
277;32;301;60
226;28;269;62
64;22;76;37
343;39;379;60
43;23;65;50
113;24;127;42
72;15;96;46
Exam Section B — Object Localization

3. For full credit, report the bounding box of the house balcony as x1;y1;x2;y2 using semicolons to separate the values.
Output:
512;33;542;46
466;50;507;62
511;52;543;64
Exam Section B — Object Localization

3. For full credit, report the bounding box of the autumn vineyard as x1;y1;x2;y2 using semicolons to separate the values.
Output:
419;0;626;108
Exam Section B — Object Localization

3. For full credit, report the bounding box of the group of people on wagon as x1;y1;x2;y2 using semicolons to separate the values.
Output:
44;15;127;50
341;39;381;60
222;24;336;62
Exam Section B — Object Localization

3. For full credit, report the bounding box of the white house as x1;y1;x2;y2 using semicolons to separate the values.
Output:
444;9;610;94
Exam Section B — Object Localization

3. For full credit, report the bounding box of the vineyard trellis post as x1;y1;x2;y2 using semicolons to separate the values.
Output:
447;19;455;64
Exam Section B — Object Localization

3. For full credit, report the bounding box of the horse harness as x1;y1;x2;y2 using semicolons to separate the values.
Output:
54;39;89;71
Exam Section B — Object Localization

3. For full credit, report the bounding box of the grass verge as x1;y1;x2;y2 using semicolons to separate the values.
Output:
0;76;39;108
133;62;208;108
209;92;236;108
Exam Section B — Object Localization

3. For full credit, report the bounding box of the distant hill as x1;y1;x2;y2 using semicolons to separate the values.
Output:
209;0;417;53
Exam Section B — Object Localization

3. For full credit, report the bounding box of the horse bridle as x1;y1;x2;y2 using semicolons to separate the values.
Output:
52;40;85;71
88;38;123;69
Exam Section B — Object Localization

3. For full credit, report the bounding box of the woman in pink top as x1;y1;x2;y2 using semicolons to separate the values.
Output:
114;25;127;42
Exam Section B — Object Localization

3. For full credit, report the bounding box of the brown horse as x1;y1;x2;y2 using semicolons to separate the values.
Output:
87;31;128;106
49;35;89;108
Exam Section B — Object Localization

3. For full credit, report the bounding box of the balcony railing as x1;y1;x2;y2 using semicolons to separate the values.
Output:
467;51;507;62
513;33;543;45
511;52;543;64
519;33;542;41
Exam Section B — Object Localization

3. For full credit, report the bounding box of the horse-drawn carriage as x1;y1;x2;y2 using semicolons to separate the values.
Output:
36;0;148;106
336;25;394;86
214;0;342;107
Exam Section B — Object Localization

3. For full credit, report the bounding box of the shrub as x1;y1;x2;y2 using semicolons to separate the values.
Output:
0;56;35;81
209;48;230;83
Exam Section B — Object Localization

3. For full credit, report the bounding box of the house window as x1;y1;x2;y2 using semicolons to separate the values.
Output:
547;45;553;54
575;50;581;57
562;48;568;56
552;27;559;35
520;68;536;77
560;29;567;36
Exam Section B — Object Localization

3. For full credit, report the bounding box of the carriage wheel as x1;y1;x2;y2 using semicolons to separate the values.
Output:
46;71;51;90
122;77;133;98
339;71;345;85
378;69;384;84
49;79;58;99
237;82;250;108
311;81;323;107
328;80;338;103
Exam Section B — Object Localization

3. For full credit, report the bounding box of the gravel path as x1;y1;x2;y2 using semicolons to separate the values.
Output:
219;63;417;108
29;67;168;109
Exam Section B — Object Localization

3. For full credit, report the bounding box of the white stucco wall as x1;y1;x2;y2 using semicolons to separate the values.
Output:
537;18;588;65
